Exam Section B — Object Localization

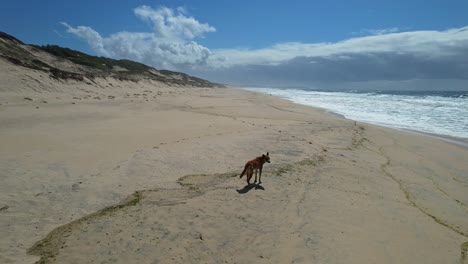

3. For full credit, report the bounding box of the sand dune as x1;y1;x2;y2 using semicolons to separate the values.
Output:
1;60;467;263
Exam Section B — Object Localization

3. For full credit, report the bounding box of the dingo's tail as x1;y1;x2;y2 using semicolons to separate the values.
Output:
240;164;248;178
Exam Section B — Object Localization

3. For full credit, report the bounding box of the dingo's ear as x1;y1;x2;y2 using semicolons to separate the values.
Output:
266;152;269;156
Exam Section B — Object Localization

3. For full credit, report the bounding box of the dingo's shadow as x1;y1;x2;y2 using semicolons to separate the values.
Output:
236;183;265;194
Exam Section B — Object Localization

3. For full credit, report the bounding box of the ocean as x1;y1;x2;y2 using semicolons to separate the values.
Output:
243;87;468;140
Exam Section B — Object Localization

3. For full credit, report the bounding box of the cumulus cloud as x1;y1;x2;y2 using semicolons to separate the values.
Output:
134;5;215;41
61;22;109;56
62;6;214;70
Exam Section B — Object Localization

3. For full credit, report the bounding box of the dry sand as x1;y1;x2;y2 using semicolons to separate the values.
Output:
1;60;467;263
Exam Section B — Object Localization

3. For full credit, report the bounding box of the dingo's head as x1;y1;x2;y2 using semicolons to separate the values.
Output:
263;152;270;163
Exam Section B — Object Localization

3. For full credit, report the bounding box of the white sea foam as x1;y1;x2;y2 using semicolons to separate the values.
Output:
244;87;468;139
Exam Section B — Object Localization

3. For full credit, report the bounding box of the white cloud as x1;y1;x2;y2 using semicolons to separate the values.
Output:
62;6;468;87
206;26;468;68
190;26;468;88
62;6;215;70
133;5;215;41
351;27;402;36
61;22;109;56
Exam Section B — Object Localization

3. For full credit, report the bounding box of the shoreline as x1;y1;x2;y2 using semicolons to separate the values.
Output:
235;87;468;149
400;129;468;149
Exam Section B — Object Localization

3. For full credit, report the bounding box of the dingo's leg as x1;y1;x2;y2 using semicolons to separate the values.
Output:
246;168;253;185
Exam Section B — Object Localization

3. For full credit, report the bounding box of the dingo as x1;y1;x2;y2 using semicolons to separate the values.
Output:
239;152;270;185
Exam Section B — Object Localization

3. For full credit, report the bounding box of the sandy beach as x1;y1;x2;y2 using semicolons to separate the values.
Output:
1;60;468;264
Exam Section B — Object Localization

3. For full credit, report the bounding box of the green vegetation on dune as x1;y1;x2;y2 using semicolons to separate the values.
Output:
0;31;223;87
34;45;151;74
0;32;24;44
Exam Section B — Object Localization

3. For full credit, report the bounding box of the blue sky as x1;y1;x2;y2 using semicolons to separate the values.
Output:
2;0;468;89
